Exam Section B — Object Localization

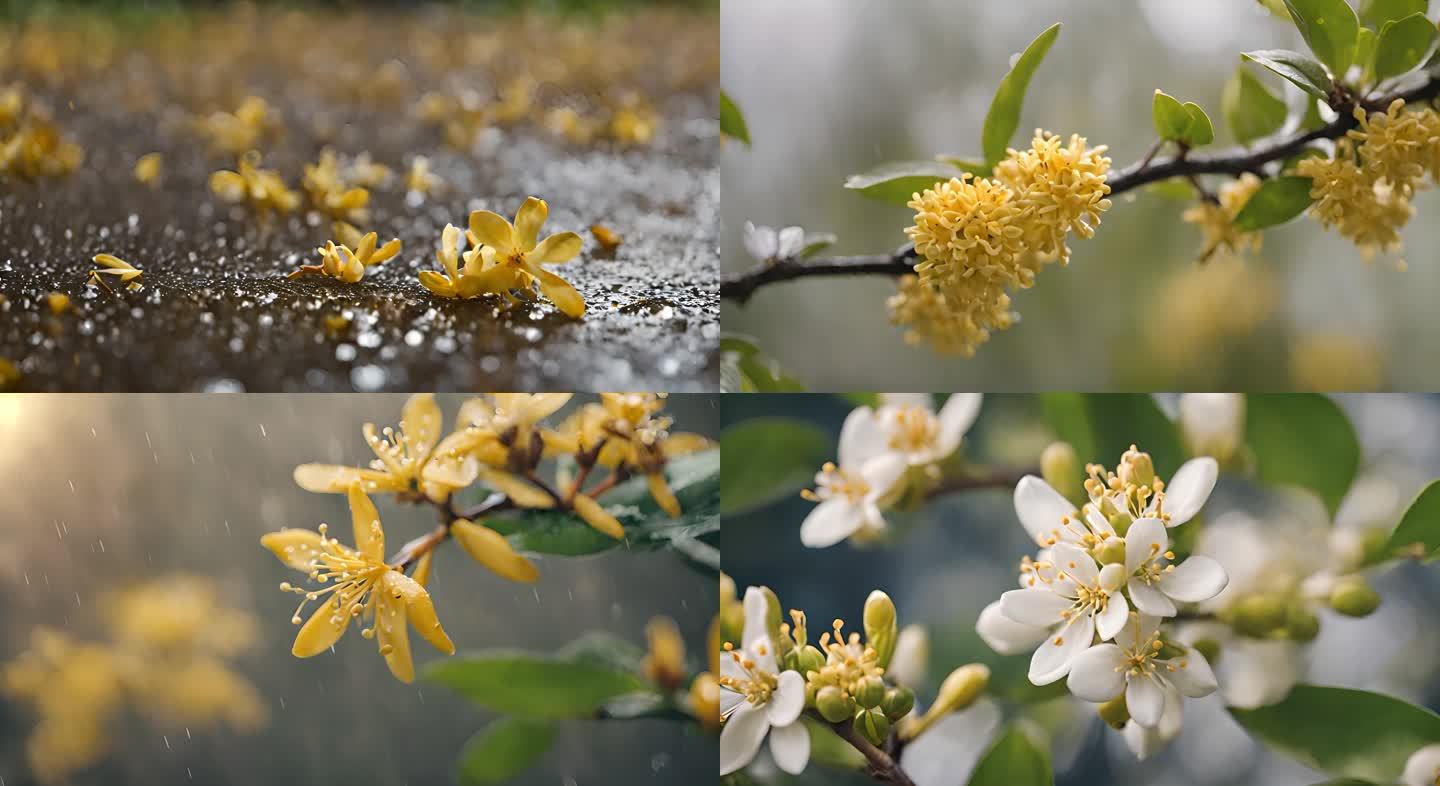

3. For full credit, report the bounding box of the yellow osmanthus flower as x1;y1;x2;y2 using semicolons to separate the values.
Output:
3;630;123;783
198;95;277;156
88;253;143;293
450;518;541;583
210;151;301;216
1345;99;1440;198
419;223;496;299
0;116;84;180
559;393;711;518
641;616;688;691
303;148;371;223
887;273;1004;357
464;197;588;318
347;152;393;189
45;291;71;314
289;232;401;283
293;392;481;502
1289;333;1384;391
455;393;574;510
994;129;1113;263
133;152;163;187
1144;254;1275;385
262;483;456;683
1182;173;1264;260
103;575;257;657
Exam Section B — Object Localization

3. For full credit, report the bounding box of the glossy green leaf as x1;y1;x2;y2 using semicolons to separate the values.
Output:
799;232;838;258
967;724;1053;786
1357;26;1380;75
934;154;993;176
1224;66;1289;143
1039;393;1185;477
1384;479;1440;559
1374;12;1437;80
489;449;718;556
844;161;963;206
1360;0;1428;30
457;718;558;785
721;335;806;393
1244;394;1359;516
426;651;649;719
839;393;881;407
720;90;750;146
1284;0;1361;75
719;417;829;515
1244;49;1336;98
557;632;645;673
1234;175;1315;230
1152;90;1192;141
1183;102;1216;145
982;23;1062;165
1231;685;1440;781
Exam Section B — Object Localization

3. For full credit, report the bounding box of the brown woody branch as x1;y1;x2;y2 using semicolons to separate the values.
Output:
720;73;1440;303
828;717;917;786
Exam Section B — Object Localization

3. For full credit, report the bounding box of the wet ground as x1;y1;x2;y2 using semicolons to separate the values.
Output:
0;10;719;391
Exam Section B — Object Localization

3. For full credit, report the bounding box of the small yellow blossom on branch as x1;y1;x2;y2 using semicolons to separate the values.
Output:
1181;173;1263;261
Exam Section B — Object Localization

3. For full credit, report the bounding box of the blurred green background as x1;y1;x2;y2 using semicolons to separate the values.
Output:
720;393;1440;785
721;0;1440;391
0;394;717;786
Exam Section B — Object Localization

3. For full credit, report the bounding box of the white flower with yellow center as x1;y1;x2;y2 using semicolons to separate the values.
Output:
743;221;806;264
1119;516;1228;617
1066;612;1216;728
719;588;809;776
870;393;982;467
799;407;906;548
998;542;1130;684
1403;744;1440;786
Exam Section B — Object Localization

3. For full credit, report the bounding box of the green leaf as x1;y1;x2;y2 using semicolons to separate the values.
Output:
720;335;806;393
1244;49;1336;98
1356;26;1380;76
1384;479;1440;559
457;718;558;785
1183;102;1216;145
1233;175;1315;230
967;724;1053;786
426;651;649;719
556;631;646;673
839;393;881;407
1152;90;1192;141
803;716;867;769
799;232;838;259
1224;66;1289;143
719;417;829;515
844;161;963;206
1231;685;1440;781
1374;12;1437;80
490;449;718;556
1244;394;1359;516
1360;0;1428;30
982;23;1062;166
720;90;750;146
1040;393;1185;478
934;154;993;176
1283;0;1361;75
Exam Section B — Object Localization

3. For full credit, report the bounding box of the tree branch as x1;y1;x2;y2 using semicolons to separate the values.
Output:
829;717;917;786
925;465;1037;501
720;73;1440;303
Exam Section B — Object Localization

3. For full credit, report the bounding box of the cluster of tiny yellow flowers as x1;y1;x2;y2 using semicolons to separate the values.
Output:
196;95;279;156
897;130;1112;356
1289;332;1384;391
1;576;266;784
1297;99;1440;264
209;150;301;216
1182;173;1264;260
0;83;84;181
267;394;711;682
1144;254;1275;384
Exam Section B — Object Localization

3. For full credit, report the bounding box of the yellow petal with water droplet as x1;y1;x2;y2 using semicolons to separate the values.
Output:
375;587;415;683
402;393;442;460
292;597;348;657
385;570;455;655
451;519;539;584
260;529;325;571
293;464;401;494
480;469;556;509
347;482;385;563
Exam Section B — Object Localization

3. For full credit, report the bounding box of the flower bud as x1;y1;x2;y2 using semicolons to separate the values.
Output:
1285;606;1321;642
797;644;826;675
854;708;891;746
1097;694;1130;729
863;591;898;670
1229;593;1288;637
689;672;719;730
1118;446;1155;489
881;686;916;720
932;663;990;717
1094;538;1127;566
1108;512;1133;537
1329;575;1381;617
759;587;792;659
816;686;855;723
1041;441;1083;503
854;675;887;710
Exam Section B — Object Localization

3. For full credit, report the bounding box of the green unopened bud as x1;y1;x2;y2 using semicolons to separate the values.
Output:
855;675;887;710
881;686;915;720
1285;606;1321;642
1189;637;1222;666
1360;526;1391;566
864;591;898;670
797;644;826;675
1118;446;1155;488
1094;538;1127;565
1329;575;1381;617
932;663;990;718
1041;441;1083;503
1097;694;1130;729
816;686;855;723
854;708;891;746
1108;512;1133;537
1230;593;1288;637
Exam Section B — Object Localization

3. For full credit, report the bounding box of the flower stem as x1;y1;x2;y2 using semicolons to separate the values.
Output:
825;715;917;786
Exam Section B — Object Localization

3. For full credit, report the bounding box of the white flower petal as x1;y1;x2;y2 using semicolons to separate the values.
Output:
1051;542;1099;586
976;600;1050;655
1402;744;1440;786
1014;476;1079;547
775;226;806;260
1164;650;1218;698
1123;687;1183;760
720;689;746;717
1127;581;1178;617
934;393;982;457
1086;507;1116;537
741;587;773;657
861;453;908;501
1099;562;1127;593
1028;613;1094;685
1164;457;1218;526
1125;518;1170;574
1160;555;1229;603
1219;639;1299;709
1096;590;1129;641
899;700;1001;786
888;625;930;687
767;671;806;727
768;720;811;775
719;701;770;775
838;407;887;468
1126;674;1167;727
742;222;777;262
799;499;866;548
1066;643;1127;702
1000;588;1072;627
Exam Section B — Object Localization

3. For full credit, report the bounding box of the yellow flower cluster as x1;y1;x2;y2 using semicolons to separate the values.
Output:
1181;173;1264;260
1143;254;1275;385
1289;333;1384;390
197;95;278;156
289;231;401;283
899;130;1111;356
0;84;84;181
1297;99;1440;261
210;150;301;216
2;577;266;783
